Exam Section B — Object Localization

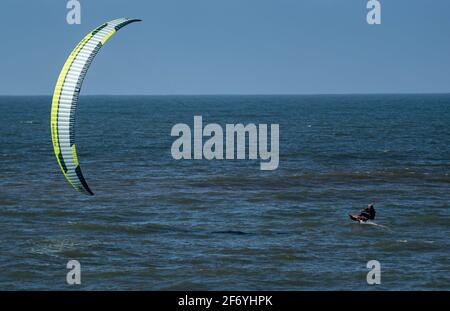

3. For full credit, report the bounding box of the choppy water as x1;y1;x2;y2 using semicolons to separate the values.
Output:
0;95;449;290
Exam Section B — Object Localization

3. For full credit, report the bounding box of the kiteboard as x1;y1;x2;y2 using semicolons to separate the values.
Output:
349;214;388;229
349;214;368;222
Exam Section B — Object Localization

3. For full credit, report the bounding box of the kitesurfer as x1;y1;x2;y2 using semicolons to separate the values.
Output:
359;203;376;221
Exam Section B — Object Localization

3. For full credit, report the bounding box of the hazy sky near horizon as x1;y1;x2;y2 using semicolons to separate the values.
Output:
1;0;450;95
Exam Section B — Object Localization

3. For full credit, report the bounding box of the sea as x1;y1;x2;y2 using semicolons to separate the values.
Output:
0;94;449;290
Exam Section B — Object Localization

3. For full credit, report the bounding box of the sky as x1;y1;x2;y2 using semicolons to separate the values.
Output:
0;0;449;95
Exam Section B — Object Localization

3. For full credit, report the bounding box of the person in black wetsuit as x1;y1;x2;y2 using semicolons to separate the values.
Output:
360;203;376;221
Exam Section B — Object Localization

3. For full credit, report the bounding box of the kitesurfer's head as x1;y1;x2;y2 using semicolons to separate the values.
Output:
368;203;374;209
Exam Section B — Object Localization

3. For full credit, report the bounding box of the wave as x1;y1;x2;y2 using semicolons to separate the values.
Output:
210;230;250;235
67;221;182;235
188;170;449;190
372;239;441;252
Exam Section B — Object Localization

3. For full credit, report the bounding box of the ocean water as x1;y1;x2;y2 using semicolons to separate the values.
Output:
0;94;449;290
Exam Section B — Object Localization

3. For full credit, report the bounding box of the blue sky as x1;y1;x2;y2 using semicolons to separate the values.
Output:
0;0;449;95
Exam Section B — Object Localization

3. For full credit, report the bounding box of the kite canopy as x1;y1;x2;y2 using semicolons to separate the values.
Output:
51;18;141;195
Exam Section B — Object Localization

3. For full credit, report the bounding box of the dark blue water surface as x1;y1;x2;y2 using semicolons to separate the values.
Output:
0;95;449;290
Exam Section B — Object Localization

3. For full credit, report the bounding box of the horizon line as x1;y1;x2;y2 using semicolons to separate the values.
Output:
1;91;450;97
